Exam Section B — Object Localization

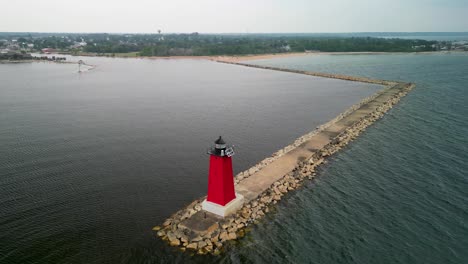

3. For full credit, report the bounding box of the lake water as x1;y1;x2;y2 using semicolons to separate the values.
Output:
225;53;467;264
362;32;468;41
0;57;382;263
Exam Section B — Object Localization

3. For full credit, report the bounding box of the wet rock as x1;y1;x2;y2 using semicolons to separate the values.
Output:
162;219;172;227
191;235;203;242
273;187;281;195
241;209;250;219
228;232;237;240
219;231;229;242
260;196;271;203
214;241;223;249
210;233;219;243
198;241;207;249
186;243;198;250
205;244;213;252
167;233;180;246
227;226;237;233
187;200;199;209
174;230;183;239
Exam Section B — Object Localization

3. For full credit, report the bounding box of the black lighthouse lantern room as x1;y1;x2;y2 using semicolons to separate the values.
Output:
208;136;235;157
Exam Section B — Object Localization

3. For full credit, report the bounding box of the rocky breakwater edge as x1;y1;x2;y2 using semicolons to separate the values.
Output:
153;63;415;255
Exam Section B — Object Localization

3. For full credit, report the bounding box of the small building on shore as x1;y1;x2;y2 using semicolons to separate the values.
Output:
41;48;55;54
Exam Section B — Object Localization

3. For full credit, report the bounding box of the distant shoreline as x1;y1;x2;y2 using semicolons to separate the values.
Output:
0;59;96;72
0;60;73;64
71;50;466;62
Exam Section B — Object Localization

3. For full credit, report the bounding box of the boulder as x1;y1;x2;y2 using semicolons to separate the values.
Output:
162;219;172;227
180;235;188;243
210;233;220;243
227;226;237;233
219;231;229;242
241;209;251;219
198;241;207;249
228;232;237;240
260;196;271;204
204;239;212;246
191;235;203;242
174;230;183;238
168;236;180;246
273;187;281;195
214;242;223;249
205;244;213;252
186;243;198;250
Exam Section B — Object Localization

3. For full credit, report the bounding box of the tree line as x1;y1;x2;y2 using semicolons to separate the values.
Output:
0;33;439;56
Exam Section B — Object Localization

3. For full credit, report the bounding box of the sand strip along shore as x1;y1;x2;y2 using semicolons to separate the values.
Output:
153;62;415;255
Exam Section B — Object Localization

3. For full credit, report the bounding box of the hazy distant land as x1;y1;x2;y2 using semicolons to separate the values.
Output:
1;32;467;60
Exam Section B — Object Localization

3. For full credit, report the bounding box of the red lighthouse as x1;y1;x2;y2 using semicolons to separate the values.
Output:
202;136;244;217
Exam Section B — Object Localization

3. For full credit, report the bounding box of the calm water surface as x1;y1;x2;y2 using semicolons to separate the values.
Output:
229;53;467;264
0;57;381;263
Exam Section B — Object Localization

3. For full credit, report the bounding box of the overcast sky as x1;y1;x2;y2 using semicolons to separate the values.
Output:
1;0;467;33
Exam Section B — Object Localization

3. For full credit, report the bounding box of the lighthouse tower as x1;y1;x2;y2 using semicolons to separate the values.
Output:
202;136;244;217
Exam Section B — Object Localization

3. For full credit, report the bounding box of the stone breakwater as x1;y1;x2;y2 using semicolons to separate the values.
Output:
153;62;415;255
215;60;396;86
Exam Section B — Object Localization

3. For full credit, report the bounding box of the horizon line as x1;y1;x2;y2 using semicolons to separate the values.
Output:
1;31;468;35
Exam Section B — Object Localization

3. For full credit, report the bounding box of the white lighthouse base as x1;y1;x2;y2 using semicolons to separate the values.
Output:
202;193;244;218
